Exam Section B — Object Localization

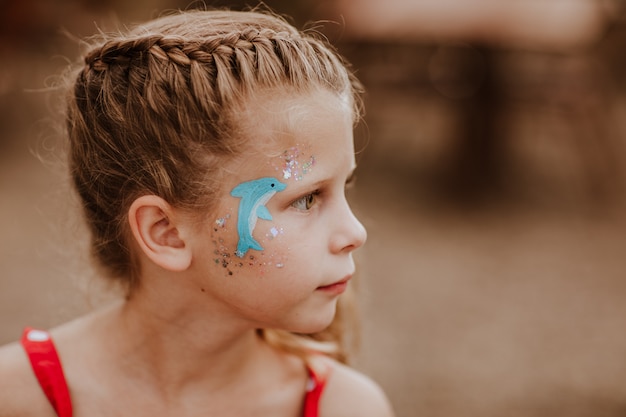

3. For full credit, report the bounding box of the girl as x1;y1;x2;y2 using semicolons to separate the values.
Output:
0;8;394;417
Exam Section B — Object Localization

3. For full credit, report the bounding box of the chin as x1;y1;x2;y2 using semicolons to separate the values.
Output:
291;305;338;335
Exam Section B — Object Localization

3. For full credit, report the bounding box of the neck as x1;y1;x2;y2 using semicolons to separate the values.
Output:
100;285;266;393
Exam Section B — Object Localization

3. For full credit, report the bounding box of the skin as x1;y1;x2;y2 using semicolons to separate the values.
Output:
191;89;366;335
0;89;394;417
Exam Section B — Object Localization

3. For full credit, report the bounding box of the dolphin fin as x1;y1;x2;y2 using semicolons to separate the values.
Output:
230;183;245;198
256;205;272;221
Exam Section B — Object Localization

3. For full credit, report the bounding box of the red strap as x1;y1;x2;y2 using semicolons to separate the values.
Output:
21;328;73;417
303;357;332;417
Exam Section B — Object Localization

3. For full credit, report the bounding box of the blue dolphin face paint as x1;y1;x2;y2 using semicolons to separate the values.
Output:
230;177;287;258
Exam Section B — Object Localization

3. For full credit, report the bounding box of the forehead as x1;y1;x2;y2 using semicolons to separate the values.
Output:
216;89;355;188
235;88;354;154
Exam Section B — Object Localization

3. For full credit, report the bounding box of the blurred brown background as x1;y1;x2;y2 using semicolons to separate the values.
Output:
3;1;626;416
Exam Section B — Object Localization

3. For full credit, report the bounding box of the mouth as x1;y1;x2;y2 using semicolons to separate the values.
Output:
316;275;352;295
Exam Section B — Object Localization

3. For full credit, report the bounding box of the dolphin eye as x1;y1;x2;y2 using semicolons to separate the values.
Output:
271;183;275;188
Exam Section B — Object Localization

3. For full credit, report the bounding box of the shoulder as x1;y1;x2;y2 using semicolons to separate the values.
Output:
319;358;395;417
0;339;56;417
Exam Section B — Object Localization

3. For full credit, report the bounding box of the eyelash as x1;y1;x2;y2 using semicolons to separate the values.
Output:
291;190;321;211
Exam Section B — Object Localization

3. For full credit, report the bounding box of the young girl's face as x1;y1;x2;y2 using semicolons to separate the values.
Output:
188;89;367;334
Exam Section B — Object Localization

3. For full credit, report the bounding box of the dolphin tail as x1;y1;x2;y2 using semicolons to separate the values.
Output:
236;236;264;258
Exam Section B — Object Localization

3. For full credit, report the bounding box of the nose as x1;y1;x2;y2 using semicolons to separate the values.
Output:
330;200;367;254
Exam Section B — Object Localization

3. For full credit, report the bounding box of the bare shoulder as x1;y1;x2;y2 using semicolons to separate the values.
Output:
0;340;56;417
320;359;395;417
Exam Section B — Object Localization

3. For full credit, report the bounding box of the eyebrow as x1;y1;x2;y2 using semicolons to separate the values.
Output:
293;167;358;193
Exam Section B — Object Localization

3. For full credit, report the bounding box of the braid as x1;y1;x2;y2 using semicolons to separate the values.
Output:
83;31;269;73
82;27;356;104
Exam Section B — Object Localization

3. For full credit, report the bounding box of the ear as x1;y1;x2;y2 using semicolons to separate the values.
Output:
128;195;192;272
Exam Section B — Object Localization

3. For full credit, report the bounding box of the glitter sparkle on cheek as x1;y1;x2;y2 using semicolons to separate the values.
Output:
263;252;287;269
215;213;230;229
267;227;284;240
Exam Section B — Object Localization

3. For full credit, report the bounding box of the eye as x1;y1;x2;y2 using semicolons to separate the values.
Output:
291;191;319;211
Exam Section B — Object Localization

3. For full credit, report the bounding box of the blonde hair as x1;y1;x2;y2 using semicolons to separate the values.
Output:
66;9;363;362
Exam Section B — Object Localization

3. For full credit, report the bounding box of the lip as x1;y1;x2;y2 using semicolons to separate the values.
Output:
317;275;352;295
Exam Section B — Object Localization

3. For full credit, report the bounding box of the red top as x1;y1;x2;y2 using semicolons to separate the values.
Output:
21;328;330;417
21;327;72;417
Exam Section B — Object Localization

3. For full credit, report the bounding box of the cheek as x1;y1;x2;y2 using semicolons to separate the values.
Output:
256;223;290;271
209;211;238;276
209;212;290;277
